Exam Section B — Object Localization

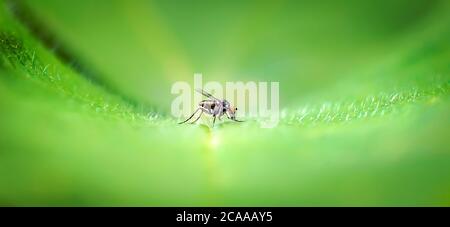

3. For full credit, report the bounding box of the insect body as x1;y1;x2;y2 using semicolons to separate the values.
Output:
179;89;243;127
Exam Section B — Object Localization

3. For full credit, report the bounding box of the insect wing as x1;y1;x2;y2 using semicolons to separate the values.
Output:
195;89;220;101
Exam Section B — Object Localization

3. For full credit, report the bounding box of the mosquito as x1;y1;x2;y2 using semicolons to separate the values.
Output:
179;89;243;127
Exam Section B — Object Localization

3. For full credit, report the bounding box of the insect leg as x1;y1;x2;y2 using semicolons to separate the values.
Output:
225;112;232;120
225;112;244;122
178;108;200;124
190;111;203;124
212;115;217;127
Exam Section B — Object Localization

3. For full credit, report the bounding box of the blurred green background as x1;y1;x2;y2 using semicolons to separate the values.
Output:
0;0;449;206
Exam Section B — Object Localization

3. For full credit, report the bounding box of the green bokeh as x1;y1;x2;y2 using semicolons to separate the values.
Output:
0;0;449;206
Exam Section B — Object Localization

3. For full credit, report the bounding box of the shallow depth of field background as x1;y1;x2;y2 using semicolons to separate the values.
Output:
0;0;449;206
